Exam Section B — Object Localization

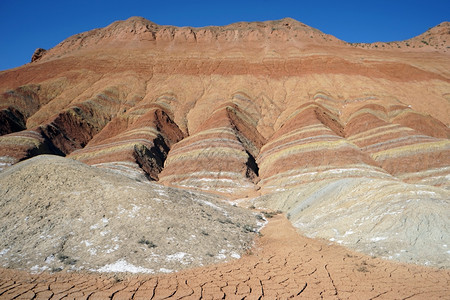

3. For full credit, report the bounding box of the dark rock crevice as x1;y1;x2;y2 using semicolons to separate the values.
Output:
0;85;43;135
137;109;184;180
0;107;26;136
245;150;259;182
133;134;171;181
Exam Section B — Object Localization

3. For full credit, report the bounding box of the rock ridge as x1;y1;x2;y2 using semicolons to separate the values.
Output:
31;17;450;63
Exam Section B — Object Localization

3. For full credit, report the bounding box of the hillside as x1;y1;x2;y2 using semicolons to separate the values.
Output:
0;155;263;274
0;16;449;280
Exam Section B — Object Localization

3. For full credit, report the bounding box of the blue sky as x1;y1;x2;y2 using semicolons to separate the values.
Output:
0;0;448;71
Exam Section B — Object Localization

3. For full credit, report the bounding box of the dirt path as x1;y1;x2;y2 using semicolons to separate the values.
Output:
1;215;449;299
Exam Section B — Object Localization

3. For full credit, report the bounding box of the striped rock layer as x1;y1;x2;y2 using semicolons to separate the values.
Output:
345;102;450;190
253;95;450;267
69;103;184;180
0;88;125;167
0;17;449;267
159;95;265;196
257;100;382;193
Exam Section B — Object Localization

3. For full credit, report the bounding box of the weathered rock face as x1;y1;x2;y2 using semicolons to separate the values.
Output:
69;105;184;180
31;48;47;62
0;17;449;269
0;106;26;135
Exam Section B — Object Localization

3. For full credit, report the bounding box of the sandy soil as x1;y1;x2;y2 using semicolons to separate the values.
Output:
1;215;449;299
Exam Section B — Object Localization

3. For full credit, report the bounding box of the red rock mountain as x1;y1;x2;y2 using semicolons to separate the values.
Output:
0;17;449;268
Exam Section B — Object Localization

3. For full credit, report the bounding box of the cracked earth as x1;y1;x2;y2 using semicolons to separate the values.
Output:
1;215;449;299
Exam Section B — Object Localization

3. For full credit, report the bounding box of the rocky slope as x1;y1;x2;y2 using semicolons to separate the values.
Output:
0;155;262;273
0;17;449;272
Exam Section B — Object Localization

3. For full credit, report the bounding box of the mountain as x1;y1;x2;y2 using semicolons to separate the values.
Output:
0;17;449;274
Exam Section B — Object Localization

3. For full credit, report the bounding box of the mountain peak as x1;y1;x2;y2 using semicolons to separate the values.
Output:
273;17;308;26
110;16;159;28
35;16;343;61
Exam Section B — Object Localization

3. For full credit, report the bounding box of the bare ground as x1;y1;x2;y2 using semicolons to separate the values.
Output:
1;215;449;299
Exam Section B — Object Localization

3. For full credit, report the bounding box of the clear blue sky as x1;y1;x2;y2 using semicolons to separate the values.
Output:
0;0;448;71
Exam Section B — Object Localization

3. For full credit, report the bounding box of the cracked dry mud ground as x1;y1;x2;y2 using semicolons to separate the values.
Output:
1;215;449;299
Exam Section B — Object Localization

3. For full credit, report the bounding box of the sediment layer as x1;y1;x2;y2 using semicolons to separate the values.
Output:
0;17;449;273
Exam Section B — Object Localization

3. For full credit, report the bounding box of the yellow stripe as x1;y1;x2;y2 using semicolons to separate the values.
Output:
170;137;241;156
390;109;428;119
160;171;244;182
115;127;159;139
70;142;145;160
0;136;41;147
347;108;388;123
177;127;235;145
282;103;327;124
259;134;341;160
347;124;399;140
165;147;246;165
261;124;329;152
397;166;450;180
260;139;358;167
371;140;450;161
349;127;415;144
